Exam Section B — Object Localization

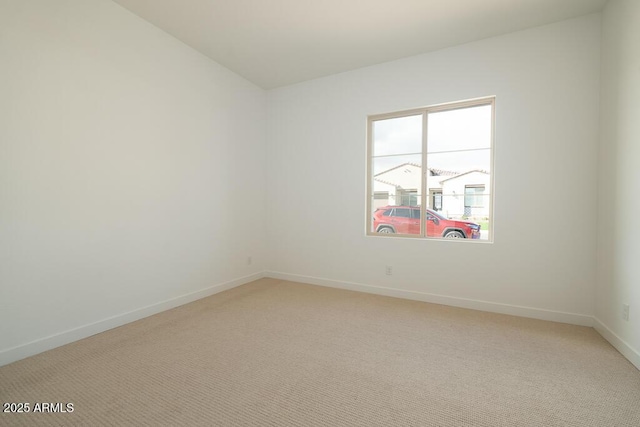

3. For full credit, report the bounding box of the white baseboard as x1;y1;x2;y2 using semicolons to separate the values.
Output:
0;272;265;367
266;271;595;327
593;317;640;371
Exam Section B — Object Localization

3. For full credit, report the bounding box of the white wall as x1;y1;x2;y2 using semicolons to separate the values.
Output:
595;0;640;369
2;1;624;368
267;15;601;324
0;0;266;364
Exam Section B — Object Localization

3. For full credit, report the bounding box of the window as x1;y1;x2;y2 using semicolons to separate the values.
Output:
367;97;494;241
430;189;443;211
399;190;418;207
465;185;486;207
394;208;411;218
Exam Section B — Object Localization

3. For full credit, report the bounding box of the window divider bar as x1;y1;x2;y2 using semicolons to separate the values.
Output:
372;152;423;159
427;147;491;155
420;112;428;237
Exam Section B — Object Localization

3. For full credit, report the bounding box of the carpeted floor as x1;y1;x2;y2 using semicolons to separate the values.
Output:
1;278;639;426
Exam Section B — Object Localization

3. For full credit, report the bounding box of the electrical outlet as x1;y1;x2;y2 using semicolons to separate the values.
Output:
385;265;393;276
622;304;629;321
247;256;252;266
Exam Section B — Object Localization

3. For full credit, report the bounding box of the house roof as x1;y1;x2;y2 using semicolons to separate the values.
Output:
374;162;462;188
438;169;489;184
374;162;457;178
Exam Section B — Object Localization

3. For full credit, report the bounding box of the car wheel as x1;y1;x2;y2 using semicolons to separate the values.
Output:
378;227;395;234
444;230;465;238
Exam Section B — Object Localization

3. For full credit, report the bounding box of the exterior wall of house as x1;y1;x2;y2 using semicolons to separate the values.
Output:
373;165;489;219
372;181;396;209
374;164;422;195
441;172;491;218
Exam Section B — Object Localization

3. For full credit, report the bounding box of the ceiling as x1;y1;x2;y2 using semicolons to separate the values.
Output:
112;0;608;89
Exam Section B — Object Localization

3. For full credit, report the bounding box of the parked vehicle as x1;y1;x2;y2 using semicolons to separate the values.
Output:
373;206;481;239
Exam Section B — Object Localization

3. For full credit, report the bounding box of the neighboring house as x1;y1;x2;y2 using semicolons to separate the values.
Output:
373;163;428;209
439;170;490;218
373;163;489;219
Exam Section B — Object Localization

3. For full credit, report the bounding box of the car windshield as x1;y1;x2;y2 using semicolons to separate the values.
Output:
427;209;447;220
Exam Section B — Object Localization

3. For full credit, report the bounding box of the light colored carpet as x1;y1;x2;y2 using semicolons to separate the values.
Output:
1;278;639;426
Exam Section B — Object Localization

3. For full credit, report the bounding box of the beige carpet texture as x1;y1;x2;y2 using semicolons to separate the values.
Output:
1;278;639;426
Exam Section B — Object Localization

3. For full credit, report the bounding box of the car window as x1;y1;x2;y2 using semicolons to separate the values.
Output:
382;209;392;216
428;210;446;220
412;209;421;219
395;209;411;218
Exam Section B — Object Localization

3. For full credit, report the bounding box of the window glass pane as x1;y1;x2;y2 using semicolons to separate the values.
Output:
373;115;422;156
368;97;493;242
425;149;490;241
427;105;492;153
425;150;490;239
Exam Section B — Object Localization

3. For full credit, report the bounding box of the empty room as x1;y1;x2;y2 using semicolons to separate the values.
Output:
1;0;639;425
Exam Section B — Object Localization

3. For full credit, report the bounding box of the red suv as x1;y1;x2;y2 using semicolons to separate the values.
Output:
373;206;481;239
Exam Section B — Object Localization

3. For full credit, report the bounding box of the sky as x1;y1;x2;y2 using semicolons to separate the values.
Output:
372;104;492;175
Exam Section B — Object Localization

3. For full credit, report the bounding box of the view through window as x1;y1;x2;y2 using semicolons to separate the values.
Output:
367;97;494;241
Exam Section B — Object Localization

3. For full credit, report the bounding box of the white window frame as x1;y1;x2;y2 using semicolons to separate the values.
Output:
366;96;495;242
